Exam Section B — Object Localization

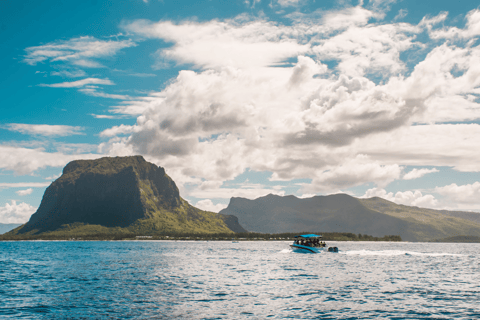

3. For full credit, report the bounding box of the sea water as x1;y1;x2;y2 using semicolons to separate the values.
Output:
0;241;478;319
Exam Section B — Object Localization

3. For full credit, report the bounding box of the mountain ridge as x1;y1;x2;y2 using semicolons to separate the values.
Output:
220;193;480;241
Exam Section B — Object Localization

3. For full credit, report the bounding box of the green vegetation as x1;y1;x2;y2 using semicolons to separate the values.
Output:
359;197;480;242
430;235;480;243
0;227;401;241
13;156;241;236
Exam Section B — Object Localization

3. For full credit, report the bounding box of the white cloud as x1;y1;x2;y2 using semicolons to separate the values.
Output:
92;7;480;197
0;183;50;188
312;22;419;77
123;19;309;69
189;186;285;199
39;77;114;88
403;168;439;180
90;114;127;119
394;9;408;21
51;69;87;78
304;155;402;193
100;124;137;137
298;193;316;198
276;0;301;7
16;188;33;196
0;201;36;224
435;182;480;206
194;199;227;213
3;124;84;136
362;187;439;208
0;145;101;175
44;174;60;180
429;9;480;39
353;124;480;172
24;36;136;67
78;88;131;100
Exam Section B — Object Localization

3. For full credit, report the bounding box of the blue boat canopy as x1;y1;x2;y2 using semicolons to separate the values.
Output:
294;234;322;238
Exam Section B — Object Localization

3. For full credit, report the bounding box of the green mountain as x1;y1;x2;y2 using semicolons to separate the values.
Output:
9;156;245;237
219;194;480;242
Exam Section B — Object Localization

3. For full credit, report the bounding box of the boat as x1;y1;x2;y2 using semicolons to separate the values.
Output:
290;234;338;253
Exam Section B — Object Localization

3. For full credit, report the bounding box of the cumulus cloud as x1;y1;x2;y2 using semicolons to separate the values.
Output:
353;124;480;172
0;145;101;175
3;124;84;137
403;168;439;180
194;199;228;212
16;188;33;196
24;36;136;67
0;201;36;224
93;6;480;199
435;182;480;206
362;187;439;208
312;22;419;77
303;155;402;193
123;19;309;69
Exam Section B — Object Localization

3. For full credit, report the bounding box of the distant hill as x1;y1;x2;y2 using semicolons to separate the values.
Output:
8;156;245;238
0;223;22;235
219;194;480;242
430;235;480;243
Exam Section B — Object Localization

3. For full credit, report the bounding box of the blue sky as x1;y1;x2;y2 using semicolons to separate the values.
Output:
2;0;480;223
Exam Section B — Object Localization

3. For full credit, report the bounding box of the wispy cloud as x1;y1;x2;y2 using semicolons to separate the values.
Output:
16;188;33;196
39;77;114;88
129;72;157;77
3;124;84;137
78;88;132;100
90;114;128;119
24;36;136;68
50;69;87;78
0;182;51;188
403;168;439;180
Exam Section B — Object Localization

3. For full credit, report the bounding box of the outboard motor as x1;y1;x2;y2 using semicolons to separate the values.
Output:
328;247;338;253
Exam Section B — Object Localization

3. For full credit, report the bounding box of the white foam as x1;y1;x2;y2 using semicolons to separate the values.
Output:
344;249;464;257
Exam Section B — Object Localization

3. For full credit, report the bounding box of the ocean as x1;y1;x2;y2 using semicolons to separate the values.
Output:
1;240;479;319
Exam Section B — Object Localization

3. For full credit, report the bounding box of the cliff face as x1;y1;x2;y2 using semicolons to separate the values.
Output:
18;156;245;235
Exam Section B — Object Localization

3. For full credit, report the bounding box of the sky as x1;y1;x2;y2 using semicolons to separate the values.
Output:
2;0;480;224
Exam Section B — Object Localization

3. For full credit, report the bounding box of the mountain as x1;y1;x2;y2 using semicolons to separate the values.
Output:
0;223;22;235
219;194;480;242
10;156;245;236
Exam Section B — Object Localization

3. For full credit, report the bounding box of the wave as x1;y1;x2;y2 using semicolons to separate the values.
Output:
344;249;464;257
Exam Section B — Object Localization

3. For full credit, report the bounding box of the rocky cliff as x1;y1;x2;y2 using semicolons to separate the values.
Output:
15;156;245;235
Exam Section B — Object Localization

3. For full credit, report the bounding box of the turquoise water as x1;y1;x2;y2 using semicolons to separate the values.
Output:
1;241;479;319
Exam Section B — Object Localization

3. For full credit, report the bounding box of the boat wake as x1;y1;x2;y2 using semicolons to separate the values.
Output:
344;250;464;257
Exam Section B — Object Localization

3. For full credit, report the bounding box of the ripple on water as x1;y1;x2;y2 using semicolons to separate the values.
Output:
0;241;479;319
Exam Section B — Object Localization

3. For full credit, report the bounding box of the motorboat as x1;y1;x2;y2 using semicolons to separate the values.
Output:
290;234;338;253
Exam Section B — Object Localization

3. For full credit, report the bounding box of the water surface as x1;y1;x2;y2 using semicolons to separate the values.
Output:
1;241;479;319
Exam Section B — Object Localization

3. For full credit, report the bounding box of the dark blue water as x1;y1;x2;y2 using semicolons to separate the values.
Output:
1;241;479;319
